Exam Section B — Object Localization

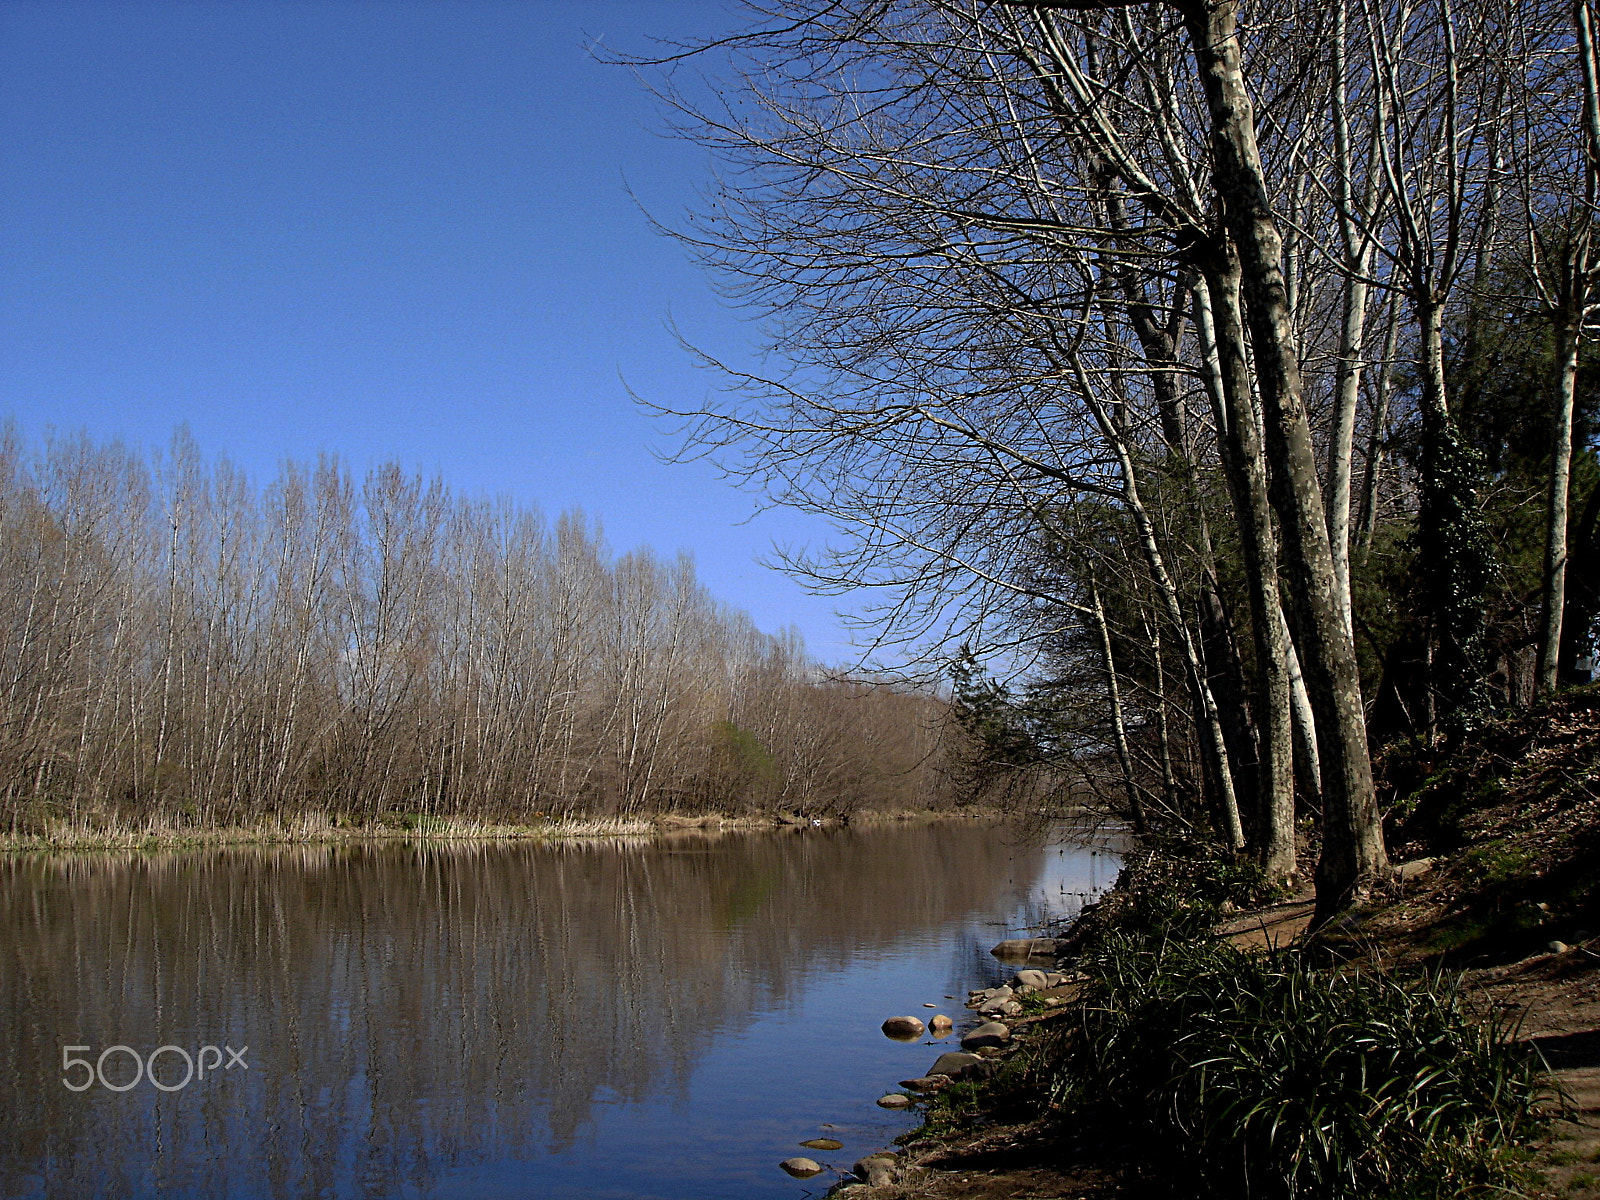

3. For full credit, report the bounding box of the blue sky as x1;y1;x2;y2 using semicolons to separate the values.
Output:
0;0;864;664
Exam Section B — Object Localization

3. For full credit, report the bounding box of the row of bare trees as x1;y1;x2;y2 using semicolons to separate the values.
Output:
627;0;1600;919
0;428;954;833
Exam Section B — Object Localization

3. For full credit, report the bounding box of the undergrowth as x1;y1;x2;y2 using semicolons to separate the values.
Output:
1049;933;1548;1198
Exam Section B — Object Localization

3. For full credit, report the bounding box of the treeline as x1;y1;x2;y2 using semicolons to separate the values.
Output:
0;429;953;834
629;0;1600;919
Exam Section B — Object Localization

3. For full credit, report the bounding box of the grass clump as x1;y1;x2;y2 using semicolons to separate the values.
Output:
1048;934;1548;1199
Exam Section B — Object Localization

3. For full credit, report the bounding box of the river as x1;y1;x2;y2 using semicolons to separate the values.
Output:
0;819;1117;1199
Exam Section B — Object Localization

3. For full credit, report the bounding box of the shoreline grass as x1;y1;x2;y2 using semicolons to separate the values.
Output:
0;806;975;854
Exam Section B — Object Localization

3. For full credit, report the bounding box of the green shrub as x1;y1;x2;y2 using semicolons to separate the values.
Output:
1093;842;1286;944
1458;839;1537;888
1050;935;1547;1199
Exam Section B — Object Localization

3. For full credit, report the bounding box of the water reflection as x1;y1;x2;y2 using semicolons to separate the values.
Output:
0;821;1109;1199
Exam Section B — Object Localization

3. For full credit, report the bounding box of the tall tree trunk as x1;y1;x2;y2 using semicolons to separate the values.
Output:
1179;0;1387;918
1092;580;1146;833
1414;293;1491;727
1541;318;1582;693
1067;351;1246;851
1195;264;1296;881
1357;291;1403;557
1540;0;1600;693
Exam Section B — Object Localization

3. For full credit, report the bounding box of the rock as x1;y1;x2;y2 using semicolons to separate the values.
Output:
999;1000;1024;1017
881;1015;926;1039
1549;940;1571;954
1044;971;1068;987
928;1013;954;1035
928;1050;985;1078
876;1092;914;1108
974;986;1014;1014
991;937;1061;960
1396;857;1436;880
1576;929;1594;941
961;1020;1011;1050
854;1154;897;1187
922;1002;937;1008
779;1157;824;1177
800;1137;843;1151
1011;968;1048;991
899;1075;950;1092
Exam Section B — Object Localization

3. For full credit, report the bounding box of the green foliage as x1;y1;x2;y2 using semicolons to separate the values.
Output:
903;1078;986;1141
711;721;780;786
946;648;1040;769
1088;840;1286;944
1458;839;1537;889
1049;936;1548;1199
1415;411;1495;731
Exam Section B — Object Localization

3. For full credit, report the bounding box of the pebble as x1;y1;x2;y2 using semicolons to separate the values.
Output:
876;1092;914;1108
1549;940;1571;954
779;1158;823;1177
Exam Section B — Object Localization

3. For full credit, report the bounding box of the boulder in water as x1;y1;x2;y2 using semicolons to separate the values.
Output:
881;1015;926;1039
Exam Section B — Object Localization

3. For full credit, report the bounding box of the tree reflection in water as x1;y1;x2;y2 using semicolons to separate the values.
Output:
0;821;1114;1198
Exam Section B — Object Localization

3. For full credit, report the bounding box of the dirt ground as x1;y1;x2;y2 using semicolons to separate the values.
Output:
829;874;1600;1200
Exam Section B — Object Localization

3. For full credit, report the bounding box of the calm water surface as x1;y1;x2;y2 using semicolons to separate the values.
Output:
0;820;1118;1199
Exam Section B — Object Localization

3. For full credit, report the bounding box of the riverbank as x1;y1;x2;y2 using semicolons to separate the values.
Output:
835;884;1600;1199
0;805;973;854
834;689;1600;1199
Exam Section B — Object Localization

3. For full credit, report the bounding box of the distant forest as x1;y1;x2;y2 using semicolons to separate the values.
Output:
0;429;955;835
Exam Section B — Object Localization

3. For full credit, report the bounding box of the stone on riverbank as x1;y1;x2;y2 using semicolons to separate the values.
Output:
881;1015;926;1039
960;1020;1011;1050
928;1013;953;1035
928;1050;988;1079
876;1092;914;1108
854;1153;898;1186
990;937;1062;960
779;1157;823;1177
899;1074;950;1092
1011;968;1048;991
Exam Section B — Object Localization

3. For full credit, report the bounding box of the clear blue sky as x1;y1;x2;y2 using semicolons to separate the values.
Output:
0;0;864;664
